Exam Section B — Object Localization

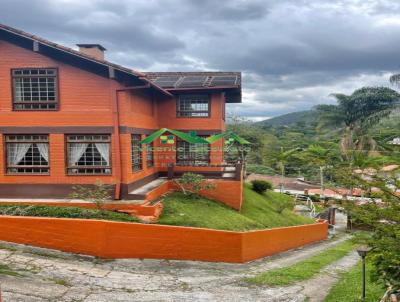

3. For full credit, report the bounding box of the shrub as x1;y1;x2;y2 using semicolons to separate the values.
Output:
69;179;113;211
0;204;138;222
251;180;272;194
246;164;277;176
275;198;295;214
174;172;216;198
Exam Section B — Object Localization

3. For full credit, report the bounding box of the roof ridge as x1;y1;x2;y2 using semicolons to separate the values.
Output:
0;23;144;77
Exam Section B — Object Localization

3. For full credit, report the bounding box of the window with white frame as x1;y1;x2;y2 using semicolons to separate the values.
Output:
6;135;49;174
67;135;111;175
12;68;58;110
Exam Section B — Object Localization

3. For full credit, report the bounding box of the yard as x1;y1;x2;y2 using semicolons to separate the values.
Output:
157;184;314;231
0;184;314;232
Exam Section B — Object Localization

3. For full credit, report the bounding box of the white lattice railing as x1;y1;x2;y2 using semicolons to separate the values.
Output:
295;194;317;217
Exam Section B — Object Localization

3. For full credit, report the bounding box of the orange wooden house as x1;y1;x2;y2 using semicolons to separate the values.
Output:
0;24;243;204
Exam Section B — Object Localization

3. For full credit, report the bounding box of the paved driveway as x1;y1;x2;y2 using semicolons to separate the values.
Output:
0;236;350;302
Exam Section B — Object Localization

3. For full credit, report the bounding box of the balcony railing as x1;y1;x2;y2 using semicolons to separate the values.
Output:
167;162;243;180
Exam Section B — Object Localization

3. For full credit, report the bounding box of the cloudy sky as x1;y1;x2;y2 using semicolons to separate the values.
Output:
1;0;400;120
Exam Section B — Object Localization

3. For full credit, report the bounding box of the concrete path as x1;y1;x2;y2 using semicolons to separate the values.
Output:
0;235;352;302
300;251;359;302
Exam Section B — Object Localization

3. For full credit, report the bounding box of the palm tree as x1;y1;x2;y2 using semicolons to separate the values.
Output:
316;87;400;158
275;147;301;193
389;74;400;86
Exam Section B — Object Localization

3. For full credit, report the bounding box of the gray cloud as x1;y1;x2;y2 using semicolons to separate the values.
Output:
1;0;399;119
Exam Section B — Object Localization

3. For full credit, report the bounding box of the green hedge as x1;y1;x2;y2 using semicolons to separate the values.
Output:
0;204;138;222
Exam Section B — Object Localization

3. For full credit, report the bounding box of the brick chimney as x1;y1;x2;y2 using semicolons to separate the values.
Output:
76;44;106;60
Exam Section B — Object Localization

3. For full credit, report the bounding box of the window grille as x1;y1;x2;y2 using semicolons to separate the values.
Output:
12;68;58;110
67;135;111;175
6;134;49;174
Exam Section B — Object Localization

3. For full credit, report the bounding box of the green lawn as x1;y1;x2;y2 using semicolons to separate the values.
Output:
246;239;355;286
0;204;138;222
157;185;314;231
324;262;386;302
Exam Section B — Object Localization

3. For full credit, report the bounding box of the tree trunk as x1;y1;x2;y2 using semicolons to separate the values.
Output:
340;126;354;158
320;166;325;199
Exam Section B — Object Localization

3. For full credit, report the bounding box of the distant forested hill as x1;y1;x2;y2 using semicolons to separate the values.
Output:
256;110;318;127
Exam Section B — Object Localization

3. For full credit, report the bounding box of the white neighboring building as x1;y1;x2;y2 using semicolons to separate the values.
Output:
388;137;400;145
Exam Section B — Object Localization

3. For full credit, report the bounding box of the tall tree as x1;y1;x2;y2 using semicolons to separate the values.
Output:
274;147;301;193
316;87;400;158
301;145;337;198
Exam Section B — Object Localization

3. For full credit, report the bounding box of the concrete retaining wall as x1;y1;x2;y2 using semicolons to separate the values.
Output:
0;216;328;263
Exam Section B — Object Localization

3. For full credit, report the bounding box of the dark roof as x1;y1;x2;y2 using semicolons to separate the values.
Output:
0;23;241;101
0;23;143;77
246;174;319;191
145;72;242;103
76;44;107;51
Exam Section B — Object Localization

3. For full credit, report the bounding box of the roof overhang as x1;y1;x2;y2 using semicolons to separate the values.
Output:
0;23;173;97
144;71;242;103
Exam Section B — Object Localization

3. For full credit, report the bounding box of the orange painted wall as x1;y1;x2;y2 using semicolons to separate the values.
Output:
241;222;329;261
0;41;116;126
0;39;227;192
143;179;243;210
0;133;117;184
157;93;226;131
0;216;328;263
118;90;159;129
0;40;118;185
120;133;159;184
200;179;243;210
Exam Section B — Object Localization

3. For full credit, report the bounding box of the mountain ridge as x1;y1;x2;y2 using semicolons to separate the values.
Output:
255;110;317;127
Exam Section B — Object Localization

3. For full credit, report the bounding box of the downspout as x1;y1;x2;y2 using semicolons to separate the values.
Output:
111;83;122;200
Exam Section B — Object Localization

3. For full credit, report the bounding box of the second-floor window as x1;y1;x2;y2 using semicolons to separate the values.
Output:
177;94;210;117
67;135;111;175
12;68;58;110
6;135;49;174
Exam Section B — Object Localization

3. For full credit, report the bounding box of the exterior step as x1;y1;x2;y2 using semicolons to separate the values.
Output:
126;178;168;200
129;178;167;195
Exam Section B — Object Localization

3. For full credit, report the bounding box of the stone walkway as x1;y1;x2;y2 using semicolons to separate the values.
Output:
0;235;353;302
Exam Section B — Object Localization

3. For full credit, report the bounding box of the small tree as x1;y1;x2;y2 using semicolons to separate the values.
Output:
174;173;216;198
275;147;302;193
69;179;113;211
340;167;400;292
251;179;272;194
275;198;295;214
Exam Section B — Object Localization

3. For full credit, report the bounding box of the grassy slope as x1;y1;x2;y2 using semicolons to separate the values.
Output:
246;239;355;286
324;262;385;302
157;185;314;231
241;186;313;228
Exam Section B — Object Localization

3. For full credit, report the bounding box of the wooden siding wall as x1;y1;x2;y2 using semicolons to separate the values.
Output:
0;39;226;196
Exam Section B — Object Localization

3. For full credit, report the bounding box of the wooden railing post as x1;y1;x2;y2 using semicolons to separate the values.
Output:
235;162;242;180
167;163;175;179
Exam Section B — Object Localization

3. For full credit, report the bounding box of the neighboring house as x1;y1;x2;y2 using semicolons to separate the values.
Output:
388;137;400;145
0;24;242;199
246;174;319;195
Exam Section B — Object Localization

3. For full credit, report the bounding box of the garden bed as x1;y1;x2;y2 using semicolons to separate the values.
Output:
0;204;138;223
